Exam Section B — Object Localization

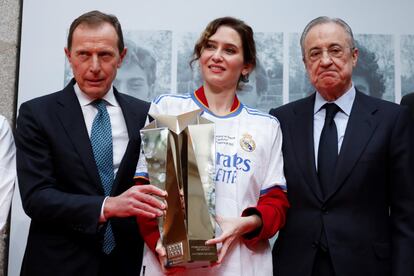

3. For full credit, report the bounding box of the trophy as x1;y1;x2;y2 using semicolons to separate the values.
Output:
140;109;217;268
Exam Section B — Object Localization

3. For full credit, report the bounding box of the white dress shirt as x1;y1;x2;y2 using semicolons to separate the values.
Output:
74;84;129;220
313;85;356;170
0;115;15;231
74;83;129;175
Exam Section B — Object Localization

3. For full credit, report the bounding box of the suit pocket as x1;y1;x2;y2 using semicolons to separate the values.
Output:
372;242;390;259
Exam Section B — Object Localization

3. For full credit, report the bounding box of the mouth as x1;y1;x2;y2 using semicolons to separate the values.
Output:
318;71;338;79
208;64;226;73
86;79;104;86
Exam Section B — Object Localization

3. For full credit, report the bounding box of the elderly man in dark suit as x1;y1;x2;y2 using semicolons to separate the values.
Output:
15;10;166;276
271;16;414;276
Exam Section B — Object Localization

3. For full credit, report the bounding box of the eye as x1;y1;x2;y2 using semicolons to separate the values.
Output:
309;50;322;60
99;52;114;60
224;47;236;54
77;51;89;57
76;51;90;61
204;42;216;50
329;46;343;57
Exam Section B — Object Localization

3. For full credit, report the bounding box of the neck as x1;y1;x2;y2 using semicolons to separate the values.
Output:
203;83;237;116
318;82;352;102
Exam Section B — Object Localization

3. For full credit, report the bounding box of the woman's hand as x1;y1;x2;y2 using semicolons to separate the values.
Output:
205;215;262;264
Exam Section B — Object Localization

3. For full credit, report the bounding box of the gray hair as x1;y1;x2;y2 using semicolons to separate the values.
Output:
300;16;355;58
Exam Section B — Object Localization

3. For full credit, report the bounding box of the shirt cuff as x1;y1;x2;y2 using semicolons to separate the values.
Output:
99;196;109;223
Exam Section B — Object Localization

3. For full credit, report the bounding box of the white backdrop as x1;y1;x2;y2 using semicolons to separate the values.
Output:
10;0;414;275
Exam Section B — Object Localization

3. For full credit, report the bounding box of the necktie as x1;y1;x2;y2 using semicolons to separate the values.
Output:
90;99;116;254
317;103;340;197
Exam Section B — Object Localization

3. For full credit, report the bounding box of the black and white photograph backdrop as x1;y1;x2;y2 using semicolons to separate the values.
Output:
10;0;414;275
401;35;414;97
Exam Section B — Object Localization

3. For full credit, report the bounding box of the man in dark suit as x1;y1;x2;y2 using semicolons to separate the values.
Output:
271;16;414;276
401;92;414;120
15;11;166;276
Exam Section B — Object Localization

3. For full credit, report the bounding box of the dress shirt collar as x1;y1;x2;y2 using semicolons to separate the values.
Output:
314;84;356;116
73;82;119;107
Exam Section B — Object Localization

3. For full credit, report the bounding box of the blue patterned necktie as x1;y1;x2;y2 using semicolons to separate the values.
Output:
90;99;116;254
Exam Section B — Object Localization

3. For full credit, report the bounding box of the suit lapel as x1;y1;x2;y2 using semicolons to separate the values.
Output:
326;91;379;200
291;94;324;202
56;80;103;193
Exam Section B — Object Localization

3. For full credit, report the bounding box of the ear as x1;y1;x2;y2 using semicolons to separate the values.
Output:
242;63;253;76
118;47;127;68
64;48;71;62
351;47;359;67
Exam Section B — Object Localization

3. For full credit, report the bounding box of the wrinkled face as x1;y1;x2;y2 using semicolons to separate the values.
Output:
199;26;252;91
114;62;152;100
303;22;358;100
65;23;126;99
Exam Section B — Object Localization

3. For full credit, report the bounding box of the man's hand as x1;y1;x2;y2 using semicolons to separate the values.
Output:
104;185;167;219
206;215;262;264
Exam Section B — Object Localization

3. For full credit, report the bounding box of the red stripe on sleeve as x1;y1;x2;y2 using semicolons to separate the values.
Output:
241;188;289;249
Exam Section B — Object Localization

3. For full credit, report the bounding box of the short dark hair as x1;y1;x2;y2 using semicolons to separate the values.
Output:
190;16;256;86
67;10;124;54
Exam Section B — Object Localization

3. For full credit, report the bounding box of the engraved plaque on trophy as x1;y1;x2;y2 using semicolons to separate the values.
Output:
140;109;217;268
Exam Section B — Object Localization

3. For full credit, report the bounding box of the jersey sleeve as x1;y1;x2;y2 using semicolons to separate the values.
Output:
134;101;161;182
0;116;15;231
261;119;287;193
242;118;289;248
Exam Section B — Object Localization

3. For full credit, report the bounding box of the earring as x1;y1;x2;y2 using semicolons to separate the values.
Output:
241;73;249;83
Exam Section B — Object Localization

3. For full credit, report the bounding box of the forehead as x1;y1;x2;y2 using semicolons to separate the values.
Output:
304;22;351;49
209;26;242;47
71;22;118;48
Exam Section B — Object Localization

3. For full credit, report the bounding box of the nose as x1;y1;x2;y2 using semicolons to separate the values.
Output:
211;49;223;62
90;55;101;73
320;50;333;66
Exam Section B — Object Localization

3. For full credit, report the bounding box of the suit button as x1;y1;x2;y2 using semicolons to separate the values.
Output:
321;206;328;214
312;241;319;249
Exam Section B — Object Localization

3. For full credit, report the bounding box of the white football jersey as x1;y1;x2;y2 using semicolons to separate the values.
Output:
139;91;286;276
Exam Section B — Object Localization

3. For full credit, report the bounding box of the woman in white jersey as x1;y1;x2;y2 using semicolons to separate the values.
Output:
139;17;289;276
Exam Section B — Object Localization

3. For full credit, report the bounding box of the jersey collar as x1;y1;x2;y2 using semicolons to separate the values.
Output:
191;86;243;118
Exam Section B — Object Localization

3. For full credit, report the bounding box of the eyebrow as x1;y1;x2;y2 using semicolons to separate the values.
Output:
206;39;239;49
308;43;344;51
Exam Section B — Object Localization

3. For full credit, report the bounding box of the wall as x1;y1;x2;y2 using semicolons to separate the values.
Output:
0;0;20;275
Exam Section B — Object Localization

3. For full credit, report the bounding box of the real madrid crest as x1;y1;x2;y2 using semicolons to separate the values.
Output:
240;133;256;152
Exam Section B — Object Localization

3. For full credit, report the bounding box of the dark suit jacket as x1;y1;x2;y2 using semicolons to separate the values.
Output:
401;93;414;120
270;91;414;276
16;80;150;276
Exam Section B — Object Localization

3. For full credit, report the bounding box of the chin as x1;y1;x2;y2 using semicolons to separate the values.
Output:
83;87;109;99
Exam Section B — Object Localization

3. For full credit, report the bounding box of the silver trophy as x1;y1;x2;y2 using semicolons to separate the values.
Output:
140;109;217;268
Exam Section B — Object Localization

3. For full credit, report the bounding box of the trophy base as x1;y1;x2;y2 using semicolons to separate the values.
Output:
165;240;217;268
